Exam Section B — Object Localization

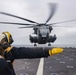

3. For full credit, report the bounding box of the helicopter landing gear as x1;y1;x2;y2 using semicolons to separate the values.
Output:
34;43;37;46
48;43;51;46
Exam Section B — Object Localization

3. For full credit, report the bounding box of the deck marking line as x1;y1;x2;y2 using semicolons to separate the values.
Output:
36;58;44;75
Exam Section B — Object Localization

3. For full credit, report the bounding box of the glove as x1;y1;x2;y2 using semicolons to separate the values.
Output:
49;48;63;56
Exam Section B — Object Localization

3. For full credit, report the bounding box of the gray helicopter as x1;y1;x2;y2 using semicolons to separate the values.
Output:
0;3;76;46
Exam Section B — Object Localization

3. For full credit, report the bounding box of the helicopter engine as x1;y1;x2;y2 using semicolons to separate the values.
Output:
29;35;38;43
47;35;57;43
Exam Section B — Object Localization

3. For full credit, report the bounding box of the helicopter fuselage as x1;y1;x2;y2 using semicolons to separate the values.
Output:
29;25;57;44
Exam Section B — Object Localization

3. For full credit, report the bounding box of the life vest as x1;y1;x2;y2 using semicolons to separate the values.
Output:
4;46;14;63
5;46;13;53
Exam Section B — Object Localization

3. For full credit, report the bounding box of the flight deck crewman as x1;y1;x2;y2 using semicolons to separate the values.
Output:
0;31;63;75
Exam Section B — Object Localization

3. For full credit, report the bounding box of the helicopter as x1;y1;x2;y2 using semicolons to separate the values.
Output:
0;3;76;46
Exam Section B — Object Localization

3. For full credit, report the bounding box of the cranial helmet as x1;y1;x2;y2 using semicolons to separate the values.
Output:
0;31;14;49
2;31;14;44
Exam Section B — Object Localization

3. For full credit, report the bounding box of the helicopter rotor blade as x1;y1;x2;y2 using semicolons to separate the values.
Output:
47;19;76;26
52;25;76;27
0;22;36;26
0;12;39;24
45;3;57;24
19;26;34;28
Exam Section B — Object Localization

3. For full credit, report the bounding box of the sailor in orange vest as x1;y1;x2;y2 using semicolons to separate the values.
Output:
0;31;63;75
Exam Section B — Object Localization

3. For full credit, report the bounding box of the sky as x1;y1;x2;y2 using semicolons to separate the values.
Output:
0;0;76;47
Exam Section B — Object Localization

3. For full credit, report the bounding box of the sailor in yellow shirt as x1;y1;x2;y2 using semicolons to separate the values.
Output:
0;31;63;75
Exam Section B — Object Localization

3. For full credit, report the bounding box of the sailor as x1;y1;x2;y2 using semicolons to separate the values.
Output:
0;31;63;75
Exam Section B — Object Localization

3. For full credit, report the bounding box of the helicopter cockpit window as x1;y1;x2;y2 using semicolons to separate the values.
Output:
40;29;49;35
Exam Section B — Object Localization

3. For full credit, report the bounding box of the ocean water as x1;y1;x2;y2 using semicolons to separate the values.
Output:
12;44;76;48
